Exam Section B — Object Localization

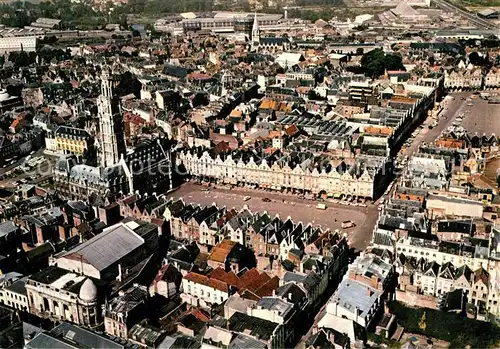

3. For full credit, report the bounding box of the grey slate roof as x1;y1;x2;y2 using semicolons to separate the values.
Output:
59;223;143;272
128;323;165;347
54;126;90;140
158;335;200;349
26;322;137;349
256;297;293;318
228;312;278;341
5;276;28;295
25;332;78;349
282;271;307;284
229;333;267;349
23;322;43;342
0;221;18;237
331;278;382;320
373;232;393;247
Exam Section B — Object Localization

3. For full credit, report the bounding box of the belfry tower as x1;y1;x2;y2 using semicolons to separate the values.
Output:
97;67;125;168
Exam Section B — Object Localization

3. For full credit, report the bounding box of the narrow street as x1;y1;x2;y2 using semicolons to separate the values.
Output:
405;92;469;157
295;93;474;348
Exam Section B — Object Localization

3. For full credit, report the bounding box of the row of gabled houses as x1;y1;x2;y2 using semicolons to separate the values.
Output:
442;65;500;90
176;148;389;199
162;198;346;262
444;68;483;90
114;193;347;266
396;254;490;306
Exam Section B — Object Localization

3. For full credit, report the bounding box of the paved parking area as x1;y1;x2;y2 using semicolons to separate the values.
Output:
167;182;378;250
460;97;500;136
0;150;55;189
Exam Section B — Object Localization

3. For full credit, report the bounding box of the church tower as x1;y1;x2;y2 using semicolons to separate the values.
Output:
251;12;260;51
97;67;125;168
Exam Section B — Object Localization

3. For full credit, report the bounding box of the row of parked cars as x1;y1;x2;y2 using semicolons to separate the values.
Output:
0;155;47;183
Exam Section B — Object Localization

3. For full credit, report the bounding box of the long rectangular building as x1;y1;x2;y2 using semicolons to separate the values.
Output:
0;36;37;54
176;149;388;199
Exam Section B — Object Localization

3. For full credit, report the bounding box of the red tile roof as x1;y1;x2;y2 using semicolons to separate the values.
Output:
186;267;278;297
208;267;227;280
216;209;238;228
188;308;210;322
219;271;240;287
254;276;280;297
237;268;262;289
120;194;138;206
208;239;236;263
285;124;299;136
151;218;166;227
184;272;230;293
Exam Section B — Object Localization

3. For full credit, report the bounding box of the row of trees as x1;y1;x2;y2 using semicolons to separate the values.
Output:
5;45;71;69
0;0;347;29
125;0;213;14
295;0;343;6
0;0;128;30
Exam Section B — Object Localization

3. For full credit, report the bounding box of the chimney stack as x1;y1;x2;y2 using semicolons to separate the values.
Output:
117;263;123;282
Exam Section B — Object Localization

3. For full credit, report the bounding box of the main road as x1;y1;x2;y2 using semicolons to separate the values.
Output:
433;0;497;29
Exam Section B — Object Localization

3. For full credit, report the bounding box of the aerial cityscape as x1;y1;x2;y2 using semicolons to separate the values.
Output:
3;0;500;347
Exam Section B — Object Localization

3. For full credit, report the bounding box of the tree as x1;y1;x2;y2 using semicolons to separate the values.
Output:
192;92;209;108
428;56;435;66
360;48;405;78
469;51;490;67
115;71;141;98
308;90;326;101
8;51;34;68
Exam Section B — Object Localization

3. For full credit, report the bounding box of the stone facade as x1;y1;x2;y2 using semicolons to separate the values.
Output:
177;150;387;198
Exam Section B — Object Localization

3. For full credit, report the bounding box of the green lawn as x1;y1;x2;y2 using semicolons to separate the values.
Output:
388;302;500;348
367;333;400;348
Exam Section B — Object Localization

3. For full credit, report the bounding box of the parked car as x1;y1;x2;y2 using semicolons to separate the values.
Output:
341;220;356;229
262;198;271;202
